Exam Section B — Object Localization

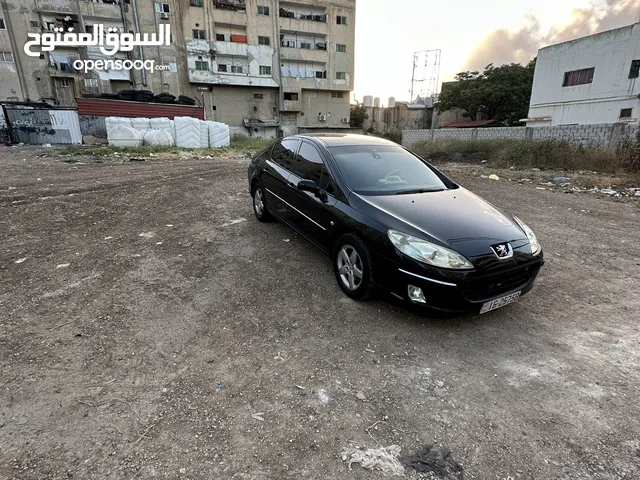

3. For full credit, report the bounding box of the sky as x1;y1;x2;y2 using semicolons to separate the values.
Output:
353;0;639;104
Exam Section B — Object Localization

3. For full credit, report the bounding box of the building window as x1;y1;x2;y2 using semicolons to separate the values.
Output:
258;36;270;46
254;93;264;99
620;108;633;118
155;3;170;13
0;19;5;29
84;78;98;87
30;20;39;28
195;60;209;71
59;79;70;88
216;33;226;41
193;29;206;39
257;5;269;15
0;51;13;62
562;67;594;87
336;44;346;53
259;65;272;75
629;60;640;79
336;72;346;80
231;65;243;73
331;91;343;98
218;64;228;72
315;70;327;79
190;0;203;6
300;42;311;50
336;15;347;25
284;92;299;101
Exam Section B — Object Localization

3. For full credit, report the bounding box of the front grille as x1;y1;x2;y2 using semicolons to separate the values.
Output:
463;265;539;301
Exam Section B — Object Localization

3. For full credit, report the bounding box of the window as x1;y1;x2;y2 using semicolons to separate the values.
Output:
259;65;272;75
295;142;335;195
231;65;243;73
258;36;270;46
336;72;346;80
315;71;327;79
193;29;206;39
59;79;70;88
620;108;633;118
271;139;299;170
84;78;98;87
218;64;228;72
562;67;594;87
284;92;299;101
330;145;447;195
0;51;13;62
300;42;311;50
254;93;264;99
336;15;347;25
195;60;209;71
30;20;39;28
155;3;170;13
257;5;269;15
216;33;226;41
629;60;640;79
331;91;343;98
0;19;5;29
190;0;203;6
336;44;347;53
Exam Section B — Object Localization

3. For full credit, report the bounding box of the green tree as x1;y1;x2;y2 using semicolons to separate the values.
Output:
436;59;536;126
350;104;368;128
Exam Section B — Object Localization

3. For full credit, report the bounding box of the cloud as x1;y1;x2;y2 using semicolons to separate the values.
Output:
463;0;638;71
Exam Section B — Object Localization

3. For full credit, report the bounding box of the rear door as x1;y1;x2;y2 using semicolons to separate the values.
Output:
286;140;338;250
263;139;299;219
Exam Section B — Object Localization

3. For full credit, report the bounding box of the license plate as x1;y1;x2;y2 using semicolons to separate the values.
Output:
480;291;521;314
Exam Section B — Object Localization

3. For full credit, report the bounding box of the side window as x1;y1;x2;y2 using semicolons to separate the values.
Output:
296;142;336;195
271;139;299;170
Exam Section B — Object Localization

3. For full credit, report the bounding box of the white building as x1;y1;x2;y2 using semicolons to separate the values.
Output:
524;22;640;126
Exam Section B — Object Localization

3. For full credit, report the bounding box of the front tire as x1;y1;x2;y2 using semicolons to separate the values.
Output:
252;184;273;222
333;234;375;300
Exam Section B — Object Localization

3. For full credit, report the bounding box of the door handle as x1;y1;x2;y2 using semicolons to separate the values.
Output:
288;182;296;188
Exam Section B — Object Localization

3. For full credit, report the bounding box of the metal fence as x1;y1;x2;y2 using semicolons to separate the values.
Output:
1;106;82;145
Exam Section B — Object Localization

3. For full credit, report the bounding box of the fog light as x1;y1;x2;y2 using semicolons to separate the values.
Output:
408;285;426;304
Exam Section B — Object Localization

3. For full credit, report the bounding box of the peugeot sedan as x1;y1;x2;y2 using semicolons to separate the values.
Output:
247;134;544;314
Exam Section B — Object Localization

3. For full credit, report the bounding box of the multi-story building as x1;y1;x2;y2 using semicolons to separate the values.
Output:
0;0;355;136
524;22;640;126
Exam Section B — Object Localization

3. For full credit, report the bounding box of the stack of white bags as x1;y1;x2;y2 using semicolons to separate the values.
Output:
106;116;230;149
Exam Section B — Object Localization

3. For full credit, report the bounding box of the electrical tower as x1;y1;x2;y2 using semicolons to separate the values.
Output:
410;49;441;103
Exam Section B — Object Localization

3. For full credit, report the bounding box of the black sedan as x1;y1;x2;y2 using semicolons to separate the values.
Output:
247;134;544;314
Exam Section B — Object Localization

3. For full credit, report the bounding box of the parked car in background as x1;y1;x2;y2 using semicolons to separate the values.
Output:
248;134;544;314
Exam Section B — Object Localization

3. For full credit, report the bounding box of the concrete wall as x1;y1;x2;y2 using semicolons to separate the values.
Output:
402;123;637;150
527;22;640;126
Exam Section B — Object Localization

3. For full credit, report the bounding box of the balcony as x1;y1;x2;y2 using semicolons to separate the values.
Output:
282;99;302;111
279;7;326;22
279;46;327;63
79;0;122;19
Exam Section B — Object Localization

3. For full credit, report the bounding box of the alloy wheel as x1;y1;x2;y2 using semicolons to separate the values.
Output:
254;188;264;217
336;244;363;291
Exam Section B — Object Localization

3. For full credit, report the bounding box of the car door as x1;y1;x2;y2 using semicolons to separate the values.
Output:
286;140;338;250
263;139;299;219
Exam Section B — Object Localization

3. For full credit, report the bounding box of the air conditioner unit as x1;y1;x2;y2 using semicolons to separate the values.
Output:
342;117;349;124
160;12;169;19
318;114;327;122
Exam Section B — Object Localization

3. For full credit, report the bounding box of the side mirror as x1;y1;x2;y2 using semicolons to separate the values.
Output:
297;179;320;194
298;179;328;202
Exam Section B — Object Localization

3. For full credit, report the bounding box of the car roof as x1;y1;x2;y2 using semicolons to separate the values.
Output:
288;133;399;148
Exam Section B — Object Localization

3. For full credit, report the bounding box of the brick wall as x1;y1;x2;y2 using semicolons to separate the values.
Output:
402;123;637;149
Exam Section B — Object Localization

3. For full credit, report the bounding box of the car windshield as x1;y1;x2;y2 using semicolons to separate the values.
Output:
329;145;448;195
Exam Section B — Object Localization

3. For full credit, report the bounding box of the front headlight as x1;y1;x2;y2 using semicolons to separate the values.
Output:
388;229;474;270
513;216;541;255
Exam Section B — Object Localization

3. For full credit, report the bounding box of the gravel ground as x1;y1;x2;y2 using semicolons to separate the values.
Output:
1;147;639;479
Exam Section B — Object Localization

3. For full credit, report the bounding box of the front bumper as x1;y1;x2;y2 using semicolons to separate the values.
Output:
373;251;544;314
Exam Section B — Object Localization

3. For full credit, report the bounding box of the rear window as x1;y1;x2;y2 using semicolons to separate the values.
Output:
329;145;447;195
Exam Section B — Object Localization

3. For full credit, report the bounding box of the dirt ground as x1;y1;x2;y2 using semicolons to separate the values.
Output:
1;147;639;480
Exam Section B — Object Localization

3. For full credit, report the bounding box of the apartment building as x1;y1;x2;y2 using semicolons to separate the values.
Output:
0;0;355;136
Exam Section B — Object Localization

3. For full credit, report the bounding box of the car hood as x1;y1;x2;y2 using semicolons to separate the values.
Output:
353;187;528;257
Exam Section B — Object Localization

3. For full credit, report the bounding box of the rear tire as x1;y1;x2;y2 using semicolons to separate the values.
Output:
252;184;273;222
333;234;375;300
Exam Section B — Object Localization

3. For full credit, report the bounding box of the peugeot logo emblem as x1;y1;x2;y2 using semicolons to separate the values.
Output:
491;242;513;260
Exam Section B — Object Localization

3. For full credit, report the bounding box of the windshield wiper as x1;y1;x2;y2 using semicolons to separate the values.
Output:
395;187;445;195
